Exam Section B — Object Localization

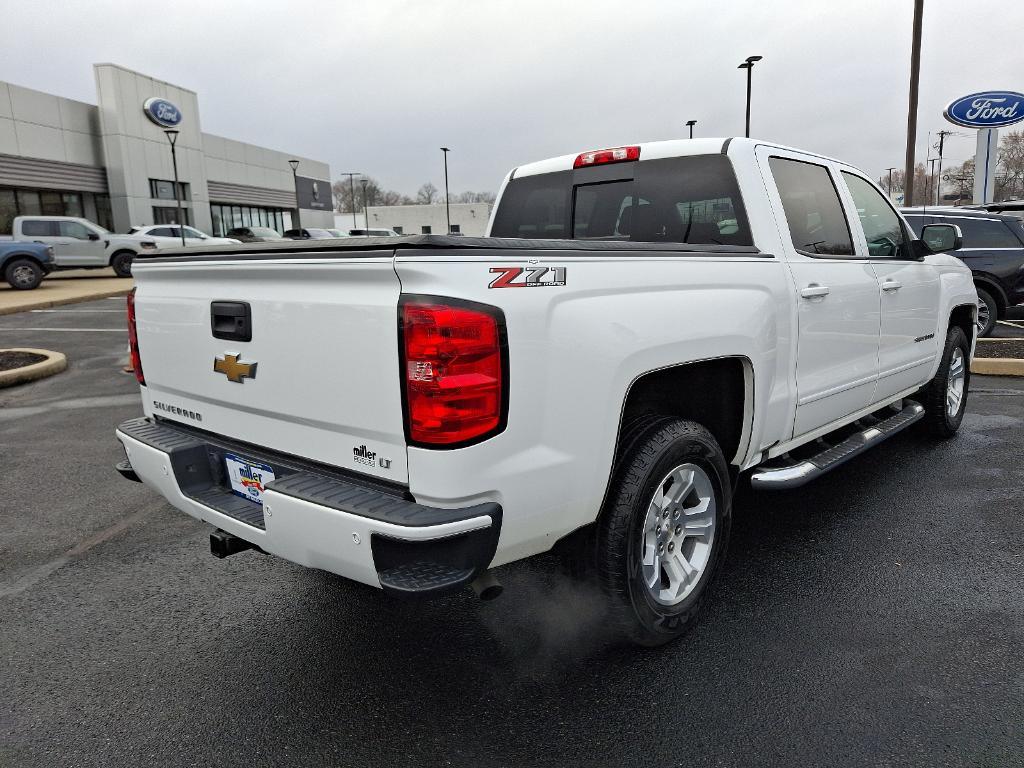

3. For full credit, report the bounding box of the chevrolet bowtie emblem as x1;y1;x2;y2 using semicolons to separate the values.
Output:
213;353;257;383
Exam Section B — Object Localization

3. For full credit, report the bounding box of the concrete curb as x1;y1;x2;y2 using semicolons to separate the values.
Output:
972;357;1024;377
0;287;130;316
0;348;68;388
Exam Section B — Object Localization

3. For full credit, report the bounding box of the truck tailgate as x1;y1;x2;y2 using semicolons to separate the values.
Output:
131;253;408;483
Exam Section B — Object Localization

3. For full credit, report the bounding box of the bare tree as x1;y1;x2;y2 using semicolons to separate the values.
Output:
998;130;1024;200
416;183;438;205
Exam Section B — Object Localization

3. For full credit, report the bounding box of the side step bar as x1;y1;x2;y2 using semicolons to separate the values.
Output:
750;401;925;491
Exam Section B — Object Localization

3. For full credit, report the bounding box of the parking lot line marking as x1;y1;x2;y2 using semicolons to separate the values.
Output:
30;309;123;313
0;327;124;332
996;320;1024;329
0;505;156;600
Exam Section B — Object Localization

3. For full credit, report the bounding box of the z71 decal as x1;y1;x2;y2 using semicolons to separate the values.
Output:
489;266;566;288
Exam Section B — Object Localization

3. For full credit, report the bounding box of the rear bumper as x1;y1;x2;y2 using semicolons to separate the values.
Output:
114;417;501;597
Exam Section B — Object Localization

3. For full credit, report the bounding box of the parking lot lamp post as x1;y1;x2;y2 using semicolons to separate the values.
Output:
737;55;762;138
288;160;301;233
441;147;451;234
885;167;897;199
686;120;697;139
341;173;361;230
360;178;369;230
164;130;186;247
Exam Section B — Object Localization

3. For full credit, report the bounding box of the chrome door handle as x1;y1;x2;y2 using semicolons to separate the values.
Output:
800;284;830;298
882;280;902;292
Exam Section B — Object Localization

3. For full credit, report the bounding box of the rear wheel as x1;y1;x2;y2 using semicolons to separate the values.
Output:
111;251;134;278
975;288;997;337
4;258;44;290
921;326;970;438
594;419;732;646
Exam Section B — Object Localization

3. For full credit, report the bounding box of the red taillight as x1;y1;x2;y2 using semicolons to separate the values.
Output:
573;145;640;169
127;288;144;385
401;299;505;446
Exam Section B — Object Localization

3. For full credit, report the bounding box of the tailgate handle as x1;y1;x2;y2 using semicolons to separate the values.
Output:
211;301;252;342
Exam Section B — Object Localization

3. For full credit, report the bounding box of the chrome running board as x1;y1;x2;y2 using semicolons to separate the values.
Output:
750;401;926;491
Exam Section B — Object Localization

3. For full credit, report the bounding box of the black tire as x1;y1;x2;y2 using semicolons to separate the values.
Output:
4;258;44;290
921;326;970;438
595;419;732;647
976;288;998;338
111;251;134;278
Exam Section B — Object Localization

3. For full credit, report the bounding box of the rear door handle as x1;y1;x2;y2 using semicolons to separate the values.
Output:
881;280;902;292
800;284;830;299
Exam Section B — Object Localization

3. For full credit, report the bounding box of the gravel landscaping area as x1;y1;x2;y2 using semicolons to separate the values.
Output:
0;350;46;372
976;339;1024;359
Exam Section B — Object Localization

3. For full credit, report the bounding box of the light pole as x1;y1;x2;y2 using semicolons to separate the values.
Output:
737;55;762;138
686;120;697;139
164;130;186;247
360;178;369;231
903;0;924;207
340;172;361;230
440;147;451;234
288;159;301;234
885;167;897;199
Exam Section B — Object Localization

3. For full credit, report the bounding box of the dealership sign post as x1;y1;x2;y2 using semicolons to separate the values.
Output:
943;91;1024;204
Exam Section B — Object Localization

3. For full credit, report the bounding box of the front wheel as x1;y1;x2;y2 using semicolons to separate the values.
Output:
4;258;44;290
921;326;970;438
111;251;134;278
595;419;732;647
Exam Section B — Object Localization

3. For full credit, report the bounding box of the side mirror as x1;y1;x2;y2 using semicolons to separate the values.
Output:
920;223;963;254
88;233;100;241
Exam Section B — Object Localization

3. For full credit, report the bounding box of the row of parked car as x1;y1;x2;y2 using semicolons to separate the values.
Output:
2;207;1022;336
0;216;402;290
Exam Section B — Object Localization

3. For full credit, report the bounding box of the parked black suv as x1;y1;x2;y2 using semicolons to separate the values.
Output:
902;207;1024;336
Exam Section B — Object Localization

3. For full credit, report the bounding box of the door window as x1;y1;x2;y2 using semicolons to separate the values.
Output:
149;227;175;237
841;172;910;258
769;157;853;256
59;221;94;240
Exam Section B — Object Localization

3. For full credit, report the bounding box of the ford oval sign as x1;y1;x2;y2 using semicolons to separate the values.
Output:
143;97;183;128
944;91;1024;129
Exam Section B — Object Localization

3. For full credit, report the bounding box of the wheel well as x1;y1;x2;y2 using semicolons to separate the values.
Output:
973;278;1006;311
3;254;44;270
949;304;976;347
618;357;749;467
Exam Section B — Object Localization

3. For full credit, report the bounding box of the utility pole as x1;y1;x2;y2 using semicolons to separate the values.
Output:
440;147;451;234
903;0;924;207
935;129;953;205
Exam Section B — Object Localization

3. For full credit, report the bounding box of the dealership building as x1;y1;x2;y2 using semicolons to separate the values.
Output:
0;64;333;237
335;202;493;237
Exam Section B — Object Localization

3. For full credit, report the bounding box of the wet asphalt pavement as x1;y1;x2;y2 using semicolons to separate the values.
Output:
1;298;1022;767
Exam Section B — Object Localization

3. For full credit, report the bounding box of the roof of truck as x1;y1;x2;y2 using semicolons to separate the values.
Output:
510;137;844;178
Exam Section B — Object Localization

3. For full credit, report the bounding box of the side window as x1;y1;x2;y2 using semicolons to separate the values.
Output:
769;157;854;256
150;227;174;237
841;172;909;258
21;220;57;237
955;218;1023;249
59;221;93;240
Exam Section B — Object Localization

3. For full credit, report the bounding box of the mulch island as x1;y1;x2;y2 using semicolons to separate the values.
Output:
0;350;46;372
976;339;1024;360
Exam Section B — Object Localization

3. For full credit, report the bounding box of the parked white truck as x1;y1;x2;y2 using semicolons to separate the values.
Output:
12;216;158;277
115;138;977;646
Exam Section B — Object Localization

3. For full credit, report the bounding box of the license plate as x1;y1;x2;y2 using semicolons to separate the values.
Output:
224;453;276;505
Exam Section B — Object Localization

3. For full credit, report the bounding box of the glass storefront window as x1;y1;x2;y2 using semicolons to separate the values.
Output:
62;193;83;218
40;192;64;216
95;194;113;231
16;190;41;216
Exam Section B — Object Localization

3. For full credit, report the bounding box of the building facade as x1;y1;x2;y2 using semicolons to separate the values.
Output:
336;202;493;236
0;64;332;236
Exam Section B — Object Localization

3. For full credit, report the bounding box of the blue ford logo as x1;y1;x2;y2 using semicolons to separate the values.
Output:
944;91;1024;129
143;97;183;128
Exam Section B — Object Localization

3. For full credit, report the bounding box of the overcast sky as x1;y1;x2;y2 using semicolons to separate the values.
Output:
5;0;1023;195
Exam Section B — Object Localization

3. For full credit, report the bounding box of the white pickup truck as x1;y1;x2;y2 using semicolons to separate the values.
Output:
115;138;977;646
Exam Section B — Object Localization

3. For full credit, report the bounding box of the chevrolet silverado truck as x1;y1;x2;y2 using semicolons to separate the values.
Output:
114;138;977;646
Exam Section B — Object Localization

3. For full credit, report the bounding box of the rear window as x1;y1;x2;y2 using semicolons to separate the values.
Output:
490;155;753;246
